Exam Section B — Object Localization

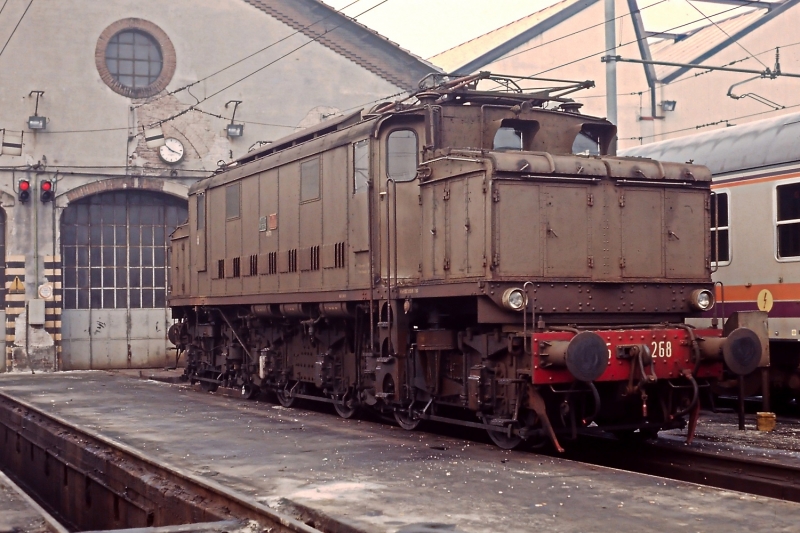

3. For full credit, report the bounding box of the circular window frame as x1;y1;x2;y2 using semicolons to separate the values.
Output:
95;18;176;98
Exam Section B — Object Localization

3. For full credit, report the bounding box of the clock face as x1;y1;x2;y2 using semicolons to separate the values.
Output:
158;137;185;164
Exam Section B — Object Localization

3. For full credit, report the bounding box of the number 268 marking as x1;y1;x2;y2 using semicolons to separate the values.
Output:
650;340;672;358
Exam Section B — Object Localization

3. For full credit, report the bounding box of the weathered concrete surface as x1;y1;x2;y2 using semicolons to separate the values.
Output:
1;371;799;533
0;470;64;533
662;410;800;462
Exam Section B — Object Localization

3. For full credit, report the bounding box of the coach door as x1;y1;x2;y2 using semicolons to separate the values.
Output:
60;191;188;369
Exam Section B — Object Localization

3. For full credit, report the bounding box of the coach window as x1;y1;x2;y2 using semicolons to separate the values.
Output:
710;192;730;264
226;183;240;220
387;130;417;182
354;140;370;194
776;182;800;259
301;157;321;202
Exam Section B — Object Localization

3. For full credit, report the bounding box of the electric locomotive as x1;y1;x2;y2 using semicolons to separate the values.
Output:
168;73;763;449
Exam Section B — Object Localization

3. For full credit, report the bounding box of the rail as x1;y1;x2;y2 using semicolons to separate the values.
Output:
560;434;800;503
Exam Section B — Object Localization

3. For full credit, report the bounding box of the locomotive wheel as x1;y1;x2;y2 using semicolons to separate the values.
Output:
333;397;358;419
241;383;260;400
394;410;421;430
276;385;297;408
200;379;219;393
483;417;523;450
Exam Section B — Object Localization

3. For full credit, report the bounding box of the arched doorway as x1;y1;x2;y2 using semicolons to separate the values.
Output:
60;190;187;369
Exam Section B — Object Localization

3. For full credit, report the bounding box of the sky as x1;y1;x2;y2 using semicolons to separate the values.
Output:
320;0;754;60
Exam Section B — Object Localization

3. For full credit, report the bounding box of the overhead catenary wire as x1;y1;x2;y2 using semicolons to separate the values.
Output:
683;0;768;69
0;0;32;60
480;0;669;66
131;0;365;110
529;1;764;78
35;0;391;139
620;100;800;142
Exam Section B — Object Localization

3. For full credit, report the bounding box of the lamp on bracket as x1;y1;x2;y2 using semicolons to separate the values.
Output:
225;100;244;138
28;91;47;130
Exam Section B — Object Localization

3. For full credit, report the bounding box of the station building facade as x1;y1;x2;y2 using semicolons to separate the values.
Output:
0;0;436;372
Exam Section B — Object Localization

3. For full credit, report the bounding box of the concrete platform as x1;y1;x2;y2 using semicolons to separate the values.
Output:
0;469;67;533
1;371;800;532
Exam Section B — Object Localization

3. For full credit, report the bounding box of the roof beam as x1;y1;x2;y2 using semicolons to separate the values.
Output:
645;31;687;41
694;0;780;11
661;0;800;84
452;0;600;74
626;0;659;118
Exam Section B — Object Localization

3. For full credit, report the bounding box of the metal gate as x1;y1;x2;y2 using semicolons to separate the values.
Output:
60;191;187;369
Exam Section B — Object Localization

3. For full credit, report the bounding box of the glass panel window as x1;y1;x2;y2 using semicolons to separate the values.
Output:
60;191;187;309
777;182;800;258
301;157;321;202
387;130;417;182
710;192;730;264
494;127;523;151
353;140;370;194
226;183;241;219
197;193;206;230
105;30;162;89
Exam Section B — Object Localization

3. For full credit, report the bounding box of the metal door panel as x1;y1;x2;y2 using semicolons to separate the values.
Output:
495;182;542;277
449;178;467;278
665;190;706;278
260;169;279;293
621;189;664;278
467;175;486;277
433;182;446;279
543;185;590;278
421;184;437;279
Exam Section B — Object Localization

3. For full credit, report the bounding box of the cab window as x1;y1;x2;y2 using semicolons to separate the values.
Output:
387;130;417;182
494;127;522;150
354;140;369;194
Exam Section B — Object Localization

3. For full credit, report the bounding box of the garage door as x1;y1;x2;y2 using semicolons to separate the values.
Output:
60;191;187;369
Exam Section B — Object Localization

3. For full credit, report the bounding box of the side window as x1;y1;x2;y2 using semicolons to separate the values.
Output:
494;127;522;151
197;193;206;230
387;130;417;182
226;183;240;220
710;192;730;264
354;140;370;194
776;182;800;259
301;157;321;202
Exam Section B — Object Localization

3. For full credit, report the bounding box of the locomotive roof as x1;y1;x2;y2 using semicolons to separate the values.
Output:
191;73;707;195
620;111;800;175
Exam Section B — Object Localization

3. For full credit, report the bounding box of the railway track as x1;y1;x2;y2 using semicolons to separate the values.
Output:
0;391;327;533
560;434;800;503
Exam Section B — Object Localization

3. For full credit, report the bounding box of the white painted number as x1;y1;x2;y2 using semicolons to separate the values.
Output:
650;341;673;358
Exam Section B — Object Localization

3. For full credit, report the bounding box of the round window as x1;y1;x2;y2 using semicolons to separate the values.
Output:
105;30;163;89
96;19;176;98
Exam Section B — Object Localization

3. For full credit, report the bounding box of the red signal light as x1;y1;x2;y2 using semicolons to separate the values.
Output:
17;179;30;203
40;179;54;203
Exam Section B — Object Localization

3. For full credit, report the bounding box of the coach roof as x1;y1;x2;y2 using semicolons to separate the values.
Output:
620;112;800;176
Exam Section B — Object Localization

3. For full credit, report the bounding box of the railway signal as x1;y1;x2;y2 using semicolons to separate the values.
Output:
17;178;30;203
40;179;54;203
